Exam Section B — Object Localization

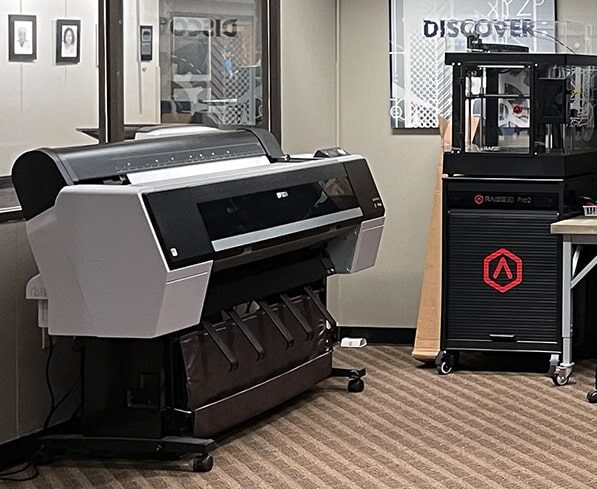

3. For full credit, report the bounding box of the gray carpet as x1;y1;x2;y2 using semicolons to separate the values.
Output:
4;346;597;488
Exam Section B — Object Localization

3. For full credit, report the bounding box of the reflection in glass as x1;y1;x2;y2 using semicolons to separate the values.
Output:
159;0;263;127
464;66;532;154
198;177;359;240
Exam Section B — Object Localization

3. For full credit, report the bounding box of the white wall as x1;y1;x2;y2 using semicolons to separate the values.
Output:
0;0;99;175
0;0;160;177
280;0;337;155
557;0;596;26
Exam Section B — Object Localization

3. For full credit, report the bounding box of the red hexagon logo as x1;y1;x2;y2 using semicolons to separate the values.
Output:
483;248;523;293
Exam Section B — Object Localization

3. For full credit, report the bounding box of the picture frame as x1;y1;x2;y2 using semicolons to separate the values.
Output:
9;14;37;62
56;19;81;64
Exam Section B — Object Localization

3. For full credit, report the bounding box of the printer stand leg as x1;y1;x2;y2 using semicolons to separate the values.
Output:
38;434;216;472
331;367;366;393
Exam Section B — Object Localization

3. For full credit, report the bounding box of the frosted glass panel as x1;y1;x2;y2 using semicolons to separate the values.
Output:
158;0;264;127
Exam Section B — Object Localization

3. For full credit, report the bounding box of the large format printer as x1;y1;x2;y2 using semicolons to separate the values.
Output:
12;127;385;471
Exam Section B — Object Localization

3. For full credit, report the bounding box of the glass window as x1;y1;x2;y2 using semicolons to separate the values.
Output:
463;65;531;154
156;0;264;128
0;0;273;185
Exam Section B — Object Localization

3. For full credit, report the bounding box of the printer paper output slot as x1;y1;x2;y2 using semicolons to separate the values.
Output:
210;208;363;252
227;310;266;360
179;290;330;412
304;286;337;329
280;294;315;340
258;300;295;349
201;320;239;372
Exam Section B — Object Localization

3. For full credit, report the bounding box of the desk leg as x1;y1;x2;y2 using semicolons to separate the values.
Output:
553;235;574;386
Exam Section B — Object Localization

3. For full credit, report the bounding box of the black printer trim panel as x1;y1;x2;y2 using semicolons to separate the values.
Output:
143;159;382;270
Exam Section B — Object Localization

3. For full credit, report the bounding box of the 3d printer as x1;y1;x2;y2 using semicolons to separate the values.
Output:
444;50;597;177
438;42;597;384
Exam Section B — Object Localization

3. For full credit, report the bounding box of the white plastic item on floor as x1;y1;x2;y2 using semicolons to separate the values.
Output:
340;337;367;348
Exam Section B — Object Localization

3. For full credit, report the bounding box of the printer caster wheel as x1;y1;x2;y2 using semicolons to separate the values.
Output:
435;351;456;376
347;378;365;393
192;454;214;473
332;367;366;393
587;390;597;403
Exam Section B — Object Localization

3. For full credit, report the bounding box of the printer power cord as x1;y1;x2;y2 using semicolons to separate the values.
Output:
0;339;81;482
0;461;40;482
44;338;82;430
43;338;56;430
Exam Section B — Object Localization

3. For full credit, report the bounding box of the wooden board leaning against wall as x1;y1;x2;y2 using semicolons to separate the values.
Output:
411;118;448;362
412;117;480;362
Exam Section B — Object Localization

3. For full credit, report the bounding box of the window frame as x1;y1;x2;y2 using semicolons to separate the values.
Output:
99;0;281;144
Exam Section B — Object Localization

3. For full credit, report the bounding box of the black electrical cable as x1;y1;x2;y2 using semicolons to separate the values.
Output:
0;462;39;482
0;340;58;482
1;339;82;482
43;339;82;430
43;338;56;430
0;461;34;477
44;376;81;429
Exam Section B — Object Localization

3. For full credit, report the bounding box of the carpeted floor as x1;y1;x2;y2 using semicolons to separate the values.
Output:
4;346;597;489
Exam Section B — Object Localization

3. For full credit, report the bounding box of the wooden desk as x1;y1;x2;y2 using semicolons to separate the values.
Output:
551;216;597;384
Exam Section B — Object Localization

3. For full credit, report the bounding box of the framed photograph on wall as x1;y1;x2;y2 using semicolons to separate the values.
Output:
9;15;37;62
56;19;81;64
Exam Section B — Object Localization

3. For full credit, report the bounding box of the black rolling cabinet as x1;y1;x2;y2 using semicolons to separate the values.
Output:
438;45;597;382
446;209;560;351
440;176;597;380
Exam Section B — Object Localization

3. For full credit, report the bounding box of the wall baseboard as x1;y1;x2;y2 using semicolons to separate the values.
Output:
0;421;73;472
0;434;39;472
338;326;416;345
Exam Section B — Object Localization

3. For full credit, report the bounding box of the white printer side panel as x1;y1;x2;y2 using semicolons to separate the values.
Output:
27;185;212;338
27;210;96;336
328;216;385;274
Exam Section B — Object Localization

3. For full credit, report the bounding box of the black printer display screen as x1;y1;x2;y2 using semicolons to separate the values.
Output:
198;176;358;240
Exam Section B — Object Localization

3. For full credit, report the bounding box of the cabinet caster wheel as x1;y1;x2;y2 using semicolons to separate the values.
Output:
435;351;456;375
587;390;597;403
192;455;214;473
437;361;454;375
552;373;570;386
348;378;365;393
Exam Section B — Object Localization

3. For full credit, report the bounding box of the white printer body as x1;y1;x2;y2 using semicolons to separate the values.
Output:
12;127;385;442
15;128;384;339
